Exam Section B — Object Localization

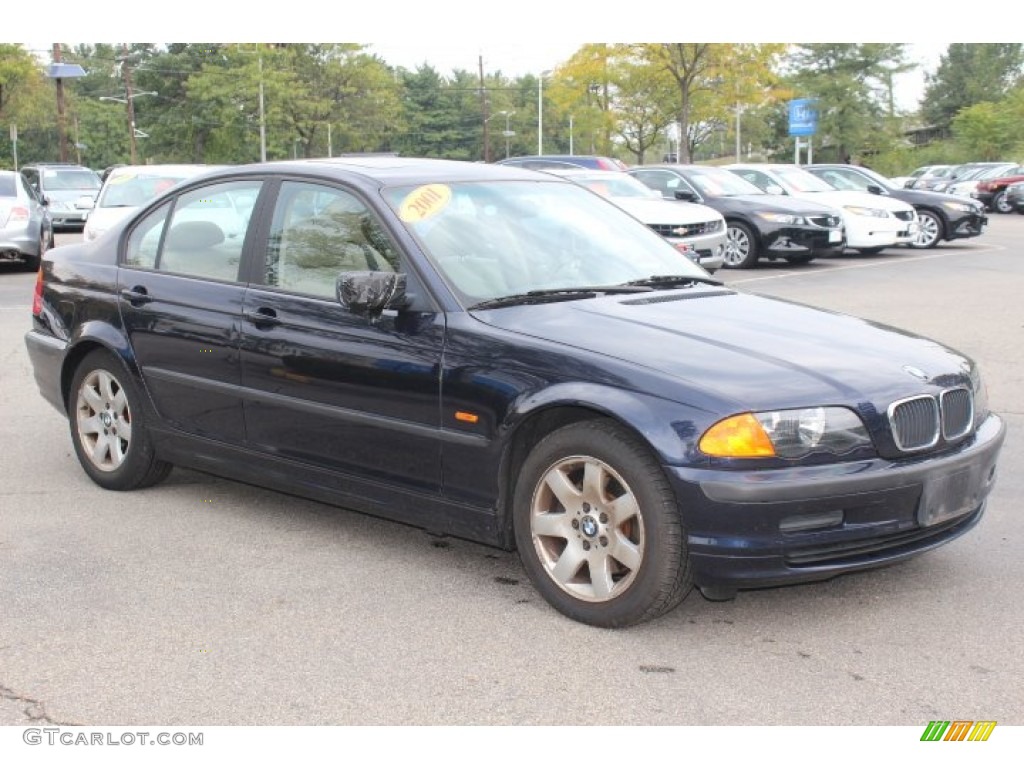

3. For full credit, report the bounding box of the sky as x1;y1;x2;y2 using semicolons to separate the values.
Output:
9;2;1006;113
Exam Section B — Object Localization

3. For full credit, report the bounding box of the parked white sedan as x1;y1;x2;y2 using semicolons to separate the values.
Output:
725;163;919;254
83;164;218;242
549;169;727;272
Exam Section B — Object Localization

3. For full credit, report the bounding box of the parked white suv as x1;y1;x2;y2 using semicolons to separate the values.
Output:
549;169;726;272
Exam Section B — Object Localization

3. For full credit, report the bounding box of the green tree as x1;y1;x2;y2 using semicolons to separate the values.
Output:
786;44;912;162
921;44;1024;130
0;44;51;168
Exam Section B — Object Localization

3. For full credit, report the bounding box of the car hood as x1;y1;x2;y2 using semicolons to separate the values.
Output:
787;189;915;213
45;189;98;205
86;205;139;233
473;290;971;412
610;197;723;225
710;194;842;216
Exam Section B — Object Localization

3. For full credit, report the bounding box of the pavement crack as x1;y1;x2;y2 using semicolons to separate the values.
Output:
0;683;79;726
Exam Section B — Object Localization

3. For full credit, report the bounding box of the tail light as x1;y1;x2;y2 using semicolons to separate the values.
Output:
32;266;44;317
8;206;30;224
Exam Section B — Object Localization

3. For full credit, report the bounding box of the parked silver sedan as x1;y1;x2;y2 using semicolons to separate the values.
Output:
0;170;54;272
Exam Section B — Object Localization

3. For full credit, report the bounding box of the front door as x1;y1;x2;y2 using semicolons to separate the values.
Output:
239;180;445;493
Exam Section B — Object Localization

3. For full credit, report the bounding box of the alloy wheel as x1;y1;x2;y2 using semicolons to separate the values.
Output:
529;455;645;603
75;368;133;472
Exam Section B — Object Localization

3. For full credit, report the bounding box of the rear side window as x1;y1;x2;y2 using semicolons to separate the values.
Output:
124;180;263;281
0;176;16;197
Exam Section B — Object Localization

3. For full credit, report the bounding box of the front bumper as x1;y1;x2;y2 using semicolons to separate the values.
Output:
49;209;89;228
666;230;726;273
947;210;988;239
666;412;1005;589
842;215;915;248
762;224;845;259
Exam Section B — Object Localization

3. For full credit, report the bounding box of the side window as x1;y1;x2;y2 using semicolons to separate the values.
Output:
734;170;772;192
159;180;263;281
264;181;399;299
633;170;678;198
21;169;39;194
125;202;171;269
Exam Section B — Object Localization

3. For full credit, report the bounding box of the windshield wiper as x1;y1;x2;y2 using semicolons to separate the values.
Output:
623;274;724;289
469;285;650;310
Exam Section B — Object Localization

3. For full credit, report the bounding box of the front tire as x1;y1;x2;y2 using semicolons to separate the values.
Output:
512;419;692;627
993;190;1011;214
909;210;943;249
69;350;172;491
722;222;759;268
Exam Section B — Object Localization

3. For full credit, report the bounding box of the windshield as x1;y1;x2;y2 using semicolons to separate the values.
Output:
381;180;707;307
41;168;101;191
570;173;659;199
98;171;197;208
683;167;764;197
770;166;836;193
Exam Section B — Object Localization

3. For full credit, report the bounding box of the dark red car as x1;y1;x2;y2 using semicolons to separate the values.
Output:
974;167;1024;213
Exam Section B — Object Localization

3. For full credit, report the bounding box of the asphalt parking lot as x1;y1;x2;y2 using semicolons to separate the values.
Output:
1;219;1021;726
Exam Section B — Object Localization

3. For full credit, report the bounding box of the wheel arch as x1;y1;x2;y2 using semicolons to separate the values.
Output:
914;205;948;239
494;385;699;548
60;322;140;412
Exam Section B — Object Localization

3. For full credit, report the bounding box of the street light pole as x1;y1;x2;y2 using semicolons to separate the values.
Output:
99;90;157;164
537;70;551;155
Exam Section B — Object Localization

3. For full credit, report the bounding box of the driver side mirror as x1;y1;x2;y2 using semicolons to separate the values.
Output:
866;185;884;195
673;189;699;202
336;271;407;318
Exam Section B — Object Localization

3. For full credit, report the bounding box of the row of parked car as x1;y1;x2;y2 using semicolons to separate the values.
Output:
895;161;1024;212
3;154;1003;276
1;161;221;272
497;155;990;270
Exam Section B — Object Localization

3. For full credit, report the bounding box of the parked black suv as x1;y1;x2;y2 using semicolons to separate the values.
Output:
19;163;102;231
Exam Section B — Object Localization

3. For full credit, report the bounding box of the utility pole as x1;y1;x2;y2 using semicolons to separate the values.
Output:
52;44;70;162
479;55;490;163
121;44;138;164
258;50;266;162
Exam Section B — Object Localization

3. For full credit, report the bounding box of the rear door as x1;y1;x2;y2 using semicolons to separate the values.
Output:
118;178;265;443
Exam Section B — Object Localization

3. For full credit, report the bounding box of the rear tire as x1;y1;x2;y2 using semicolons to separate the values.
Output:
512;419;692;627
69;350;172;491
993;190;1011;214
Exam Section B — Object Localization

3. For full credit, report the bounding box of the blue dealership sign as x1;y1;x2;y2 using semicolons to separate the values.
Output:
788;98;818;136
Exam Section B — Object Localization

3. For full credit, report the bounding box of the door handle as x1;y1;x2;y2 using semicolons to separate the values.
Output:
244;308;281;327
120;286;152;305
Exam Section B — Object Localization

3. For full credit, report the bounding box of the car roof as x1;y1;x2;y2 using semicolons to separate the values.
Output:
185;157;559;186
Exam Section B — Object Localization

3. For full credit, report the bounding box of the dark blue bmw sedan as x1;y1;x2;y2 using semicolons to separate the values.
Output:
24;157;1006;627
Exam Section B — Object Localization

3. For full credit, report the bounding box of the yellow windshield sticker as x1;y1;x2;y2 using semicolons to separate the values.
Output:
399;184;452;223
108;174;136;185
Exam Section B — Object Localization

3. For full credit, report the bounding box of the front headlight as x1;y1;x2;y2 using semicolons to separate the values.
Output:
756;212;804;225
700;407;872;459
843;205;889;218
942;201;974;212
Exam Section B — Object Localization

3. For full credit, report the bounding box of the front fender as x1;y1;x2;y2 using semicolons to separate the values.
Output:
506;381;715;467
